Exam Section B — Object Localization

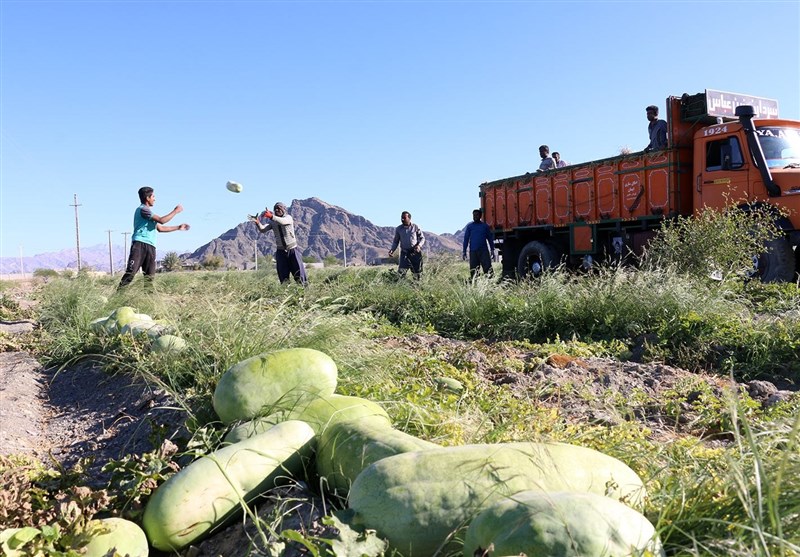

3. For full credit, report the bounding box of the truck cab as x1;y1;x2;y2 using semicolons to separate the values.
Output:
695;118;800;209
693;109;800;281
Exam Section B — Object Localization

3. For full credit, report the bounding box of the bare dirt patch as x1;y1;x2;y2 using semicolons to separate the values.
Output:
0;354;186;486
1;280;186;483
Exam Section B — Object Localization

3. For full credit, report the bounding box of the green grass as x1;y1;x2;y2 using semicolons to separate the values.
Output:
15;259;800;556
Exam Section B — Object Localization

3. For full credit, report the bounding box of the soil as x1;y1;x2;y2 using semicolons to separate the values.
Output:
1;280;797;555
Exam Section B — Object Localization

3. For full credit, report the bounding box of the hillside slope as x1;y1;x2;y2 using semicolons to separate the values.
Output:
186;197;462;268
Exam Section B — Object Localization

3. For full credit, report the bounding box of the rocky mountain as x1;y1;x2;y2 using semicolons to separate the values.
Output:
185;197;462;269
0;198;463;275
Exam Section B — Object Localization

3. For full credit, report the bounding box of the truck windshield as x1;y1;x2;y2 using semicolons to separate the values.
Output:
756;126;800;168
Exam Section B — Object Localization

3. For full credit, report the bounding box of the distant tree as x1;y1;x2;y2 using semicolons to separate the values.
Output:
201;255;224;270
302;255;319;264
33;268;58;278
323;255;340;267
256;255;273;269
162;251;181;272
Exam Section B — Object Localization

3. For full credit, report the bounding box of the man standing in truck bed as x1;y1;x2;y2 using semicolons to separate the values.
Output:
645;105;668;152
389;211;425;279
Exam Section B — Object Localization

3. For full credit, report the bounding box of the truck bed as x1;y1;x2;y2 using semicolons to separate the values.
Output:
481;148;693;232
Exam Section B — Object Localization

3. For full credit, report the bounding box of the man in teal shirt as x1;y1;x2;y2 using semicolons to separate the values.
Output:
118;186;190;289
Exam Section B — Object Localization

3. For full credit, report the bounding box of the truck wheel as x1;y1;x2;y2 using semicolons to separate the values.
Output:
753;237;795;283
544;240;565;266
517;241;557;278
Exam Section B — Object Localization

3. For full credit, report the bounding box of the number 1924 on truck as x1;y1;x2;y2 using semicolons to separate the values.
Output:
480;90;800;282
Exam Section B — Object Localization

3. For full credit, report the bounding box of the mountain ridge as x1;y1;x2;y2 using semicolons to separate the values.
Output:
1;198;465;274
184;197;463;269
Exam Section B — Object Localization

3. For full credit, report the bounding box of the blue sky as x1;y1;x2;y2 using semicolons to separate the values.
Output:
2;0;799;258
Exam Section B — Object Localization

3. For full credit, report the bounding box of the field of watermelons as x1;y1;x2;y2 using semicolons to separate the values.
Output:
1;211;799;557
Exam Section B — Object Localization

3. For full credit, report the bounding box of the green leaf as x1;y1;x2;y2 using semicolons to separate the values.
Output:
40;524;61;539
6;527;42;548
281;530;321;556
324;515;387;557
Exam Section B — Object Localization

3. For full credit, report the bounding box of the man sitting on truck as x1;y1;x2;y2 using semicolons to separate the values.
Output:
538;145;557;171
644;105;668;152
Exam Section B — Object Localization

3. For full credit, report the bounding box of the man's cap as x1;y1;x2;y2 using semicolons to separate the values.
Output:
274;202;287;212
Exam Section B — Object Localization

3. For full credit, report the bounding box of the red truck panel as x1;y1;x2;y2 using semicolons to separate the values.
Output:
534;175;552;224
481;149;692;235
619;156;647;218
553;172;571;225
596;163;619;219
572;166;595;221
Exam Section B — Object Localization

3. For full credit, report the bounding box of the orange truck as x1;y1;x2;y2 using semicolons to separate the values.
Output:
480;90;800;281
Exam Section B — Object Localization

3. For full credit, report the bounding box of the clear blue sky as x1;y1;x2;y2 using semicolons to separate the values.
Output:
2;0;799;258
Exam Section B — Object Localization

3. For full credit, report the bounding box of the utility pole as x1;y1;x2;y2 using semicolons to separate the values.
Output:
70;194;82;271
121;232;130;255
106;230;114;276
254;239;258;271
342;232;347;267
19;246;24;278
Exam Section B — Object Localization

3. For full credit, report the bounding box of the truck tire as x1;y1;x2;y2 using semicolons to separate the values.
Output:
544;240;565;266
754;237;795;283
517;241;557;278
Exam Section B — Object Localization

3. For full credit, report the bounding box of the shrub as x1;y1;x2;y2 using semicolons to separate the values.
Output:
33;268;59;278
161;252;181;272
643;203;785;282
201;255;223;270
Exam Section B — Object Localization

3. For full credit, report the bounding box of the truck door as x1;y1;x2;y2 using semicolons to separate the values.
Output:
696;131;750;211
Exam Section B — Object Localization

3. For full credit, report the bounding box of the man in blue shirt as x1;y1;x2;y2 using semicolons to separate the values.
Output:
118;186;190;289
462;209;495;279
645;105;668;152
